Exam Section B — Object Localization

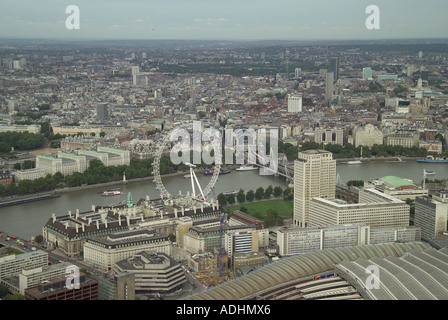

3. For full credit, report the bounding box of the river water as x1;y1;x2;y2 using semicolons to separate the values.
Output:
1;159;447;240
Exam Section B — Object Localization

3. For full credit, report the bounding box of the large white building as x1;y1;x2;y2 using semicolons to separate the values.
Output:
314;127;344;145
277;223;421;256
83;229;171;272
287;93;302;113
415;192;448;241
293;150;336;227
353;124;383;148
308;188;410;228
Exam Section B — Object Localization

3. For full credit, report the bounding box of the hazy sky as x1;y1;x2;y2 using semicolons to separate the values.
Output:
1;0;447;41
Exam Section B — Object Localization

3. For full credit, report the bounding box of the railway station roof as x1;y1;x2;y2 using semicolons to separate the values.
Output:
184;241;431;300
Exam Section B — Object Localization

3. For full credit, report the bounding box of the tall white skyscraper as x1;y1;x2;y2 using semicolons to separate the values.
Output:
131;66;140;75
294;68;301;78
362;67;373;80
293;150;336;227
325;72;334;103
287;94;302;113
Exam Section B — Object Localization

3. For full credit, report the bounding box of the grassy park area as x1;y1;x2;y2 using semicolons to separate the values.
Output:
225;199;293;223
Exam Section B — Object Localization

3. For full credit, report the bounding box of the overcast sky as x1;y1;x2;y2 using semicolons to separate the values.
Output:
1;0;447;41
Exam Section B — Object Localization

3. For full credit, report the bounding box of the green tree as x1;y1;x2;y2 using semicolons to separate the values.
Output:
34;235;43;243
264;185;273;198
227;194;236;204
273;186;283;197
239;206;248;213
237;189;246;203
0;284;9;298
217;193;228;206
246;190;255;202
255;187;264;200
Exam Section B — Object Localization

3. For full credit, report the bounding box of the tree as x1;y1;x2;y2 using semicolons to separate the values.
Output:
239;206;248;213
168;233;176;242
217;193;228;206
237;189;246;203
0;284;9;298
227;194;236;204
273;186;283;197
255;187;264;200
34;235;43;243
246;190;254;202
264;185;273;198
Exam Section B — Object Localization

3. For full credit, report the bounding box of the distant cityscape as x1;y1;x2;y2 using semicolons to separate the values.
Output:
0;37;448;301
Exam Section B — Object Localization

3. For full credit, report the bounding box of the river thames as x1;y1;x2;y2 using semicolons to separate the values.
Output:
1;159;447;239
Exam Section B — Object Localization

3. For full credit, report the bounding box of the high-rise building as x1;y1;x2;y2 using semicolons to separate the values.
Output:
293;150;336;227
294;68;301;78
314;127;344;145
287;93;302;113
414;193;448;241
362;67;373;80
325;72;334;103
331;57;340;80
96;103;109;121
131;66;140;74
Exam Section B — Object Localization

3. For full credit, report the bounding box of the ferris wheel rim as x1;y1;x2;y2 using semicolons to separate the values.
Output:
153;122;221;199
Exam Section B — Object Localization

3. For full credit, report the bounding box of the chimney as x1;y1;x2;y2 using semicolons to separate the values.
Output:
174;208;178;219
126;216;130;225
118;215;122;226
52;213;56;223
88;218;92;225
96;220;99;229
82;224;85;232
76;209;79;219
91;205;95;211
75;224;79;233
146;195;150;201
68;210;72;217
193;205;197;214
105;219;108;228
181;207;185;216
201;203;204;213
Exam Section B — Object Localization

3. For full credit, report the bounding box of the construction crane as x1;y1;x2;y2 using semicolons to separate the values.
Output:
219;210;227;278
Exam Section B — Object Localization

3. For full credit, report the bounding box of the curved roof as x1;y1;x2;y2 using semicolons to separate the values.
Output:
184;242;431;300
336;247;448;300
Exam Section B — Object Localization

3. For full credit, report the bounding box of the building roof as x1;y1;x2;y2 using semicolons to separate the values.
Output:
379;176;415;188
335;247;448;300
183;241;431;300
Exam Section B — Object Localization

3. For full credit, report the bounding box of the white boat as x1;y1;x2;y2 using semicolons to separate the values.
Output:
425;170;436;175
347;160;362;165
101;190;121;197
184;174;191;178
236;165;258;171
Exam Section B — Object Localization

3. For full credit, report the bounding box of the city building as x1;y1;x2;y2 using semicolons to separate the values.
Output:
225;229;259;267
83;229;171;271
331;57;340;81
14;168;47;182
0;168;12;186
277;223;421;256
293;150;336;227
362;67;373;80
353;124;383;148
228;210;269;248
325;72;334;102
97;103;109;122
24;273;99;300
0;250;48;281
98;272;135;300
414;193;448;241
287;93;302;113
308;188;410;228
113;252;186;293
386;131;419;148
314;127;344;145
364;176;428;201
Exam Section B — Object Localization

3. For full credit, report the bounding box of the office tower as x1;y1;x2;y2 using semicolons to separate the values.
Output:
142;52;147;59
325;72;334;103
287;93;302;113
414;193;448;241
97;103;109;121
131;66;140;75
8;99;19;113
294;68;302;78
331;57;340;80
293;150;336;227
314;127;344;145
418;51;423;59
362;67;373;80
